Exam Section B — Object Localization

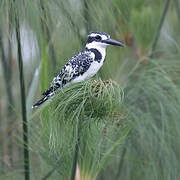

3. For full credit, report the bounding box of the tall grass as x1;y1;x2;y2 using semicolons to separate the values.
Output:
112;58;180;180
14;2;30;180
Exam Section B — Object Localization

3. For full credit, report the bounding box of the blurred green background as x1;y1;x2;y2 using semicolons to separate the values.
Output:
0;0;180;179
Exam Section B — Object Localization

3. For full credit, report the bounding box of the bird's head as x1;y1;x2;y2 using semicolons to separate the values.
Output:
86;31;124;49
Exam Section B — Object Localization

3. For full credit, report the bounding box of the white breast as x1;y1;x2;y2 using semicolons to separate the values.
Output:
72;60;104;83
72;45;107;83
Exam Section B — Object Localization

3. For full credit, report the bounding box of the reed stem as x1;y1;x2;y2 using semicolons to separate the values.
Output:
42;168;56;180
174;0;180;24
150;0;171;58
70;121;81;180
15;4;30;180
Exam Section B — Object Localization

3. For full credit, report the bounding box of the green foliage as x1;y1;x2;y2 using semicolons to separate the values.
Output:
30;79;130;179
99;58;180;180
130;7;157;49
41;41;48;92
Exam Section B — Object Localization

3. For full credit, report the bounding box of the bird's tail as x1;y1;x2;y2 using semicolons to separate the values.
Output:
32;96;49;108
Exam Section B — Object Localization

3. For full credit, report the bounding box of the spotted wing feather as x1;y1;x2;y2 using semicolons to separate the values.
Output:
42;49;94;96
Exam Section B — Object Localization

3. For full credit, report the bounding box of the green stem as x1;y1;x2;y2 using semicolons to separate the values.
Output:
84;0;90;33
42;168;56;180
115;147;127;179
150;0;171;58
96;126;132;174
70;102;85;180
174;0;180;24
70;121;81;180
40;0;57;70
15;5;30;180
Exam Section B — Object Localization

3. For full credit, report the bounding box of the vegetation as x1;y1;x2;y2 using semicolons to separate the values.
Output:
0;0;180;179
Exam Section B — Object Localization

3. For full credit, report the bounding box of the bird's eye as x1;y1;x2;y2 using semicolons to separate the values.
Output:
95;35;101;40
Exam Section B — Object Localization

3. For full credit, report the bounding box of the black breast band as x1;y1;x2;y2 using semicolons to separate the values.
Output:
89;48;102;63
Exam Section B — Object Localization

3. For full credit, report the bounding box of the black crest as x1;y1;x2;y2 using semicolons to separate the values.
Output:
88;31;109;37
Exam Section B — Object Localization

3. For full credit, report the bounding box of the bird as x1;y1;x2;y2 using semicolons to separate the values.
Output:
32;31;124;108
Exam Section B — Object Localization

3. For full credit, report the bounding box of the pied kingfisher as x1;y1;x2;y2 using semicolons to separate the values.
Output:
32;31;124;108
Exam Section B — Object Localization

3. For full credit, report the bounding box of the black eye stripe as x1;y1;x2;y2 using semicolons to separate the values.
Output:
87;36;94;43
87;35;102;43
95;35;101;40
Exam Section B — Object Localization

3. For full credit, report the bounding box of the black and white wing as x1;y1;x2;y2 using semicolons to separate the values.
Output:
32;49;94;108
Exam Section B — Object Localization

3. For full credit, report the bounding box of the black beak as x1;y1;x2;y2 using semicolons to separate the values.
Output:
102;38;125;47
